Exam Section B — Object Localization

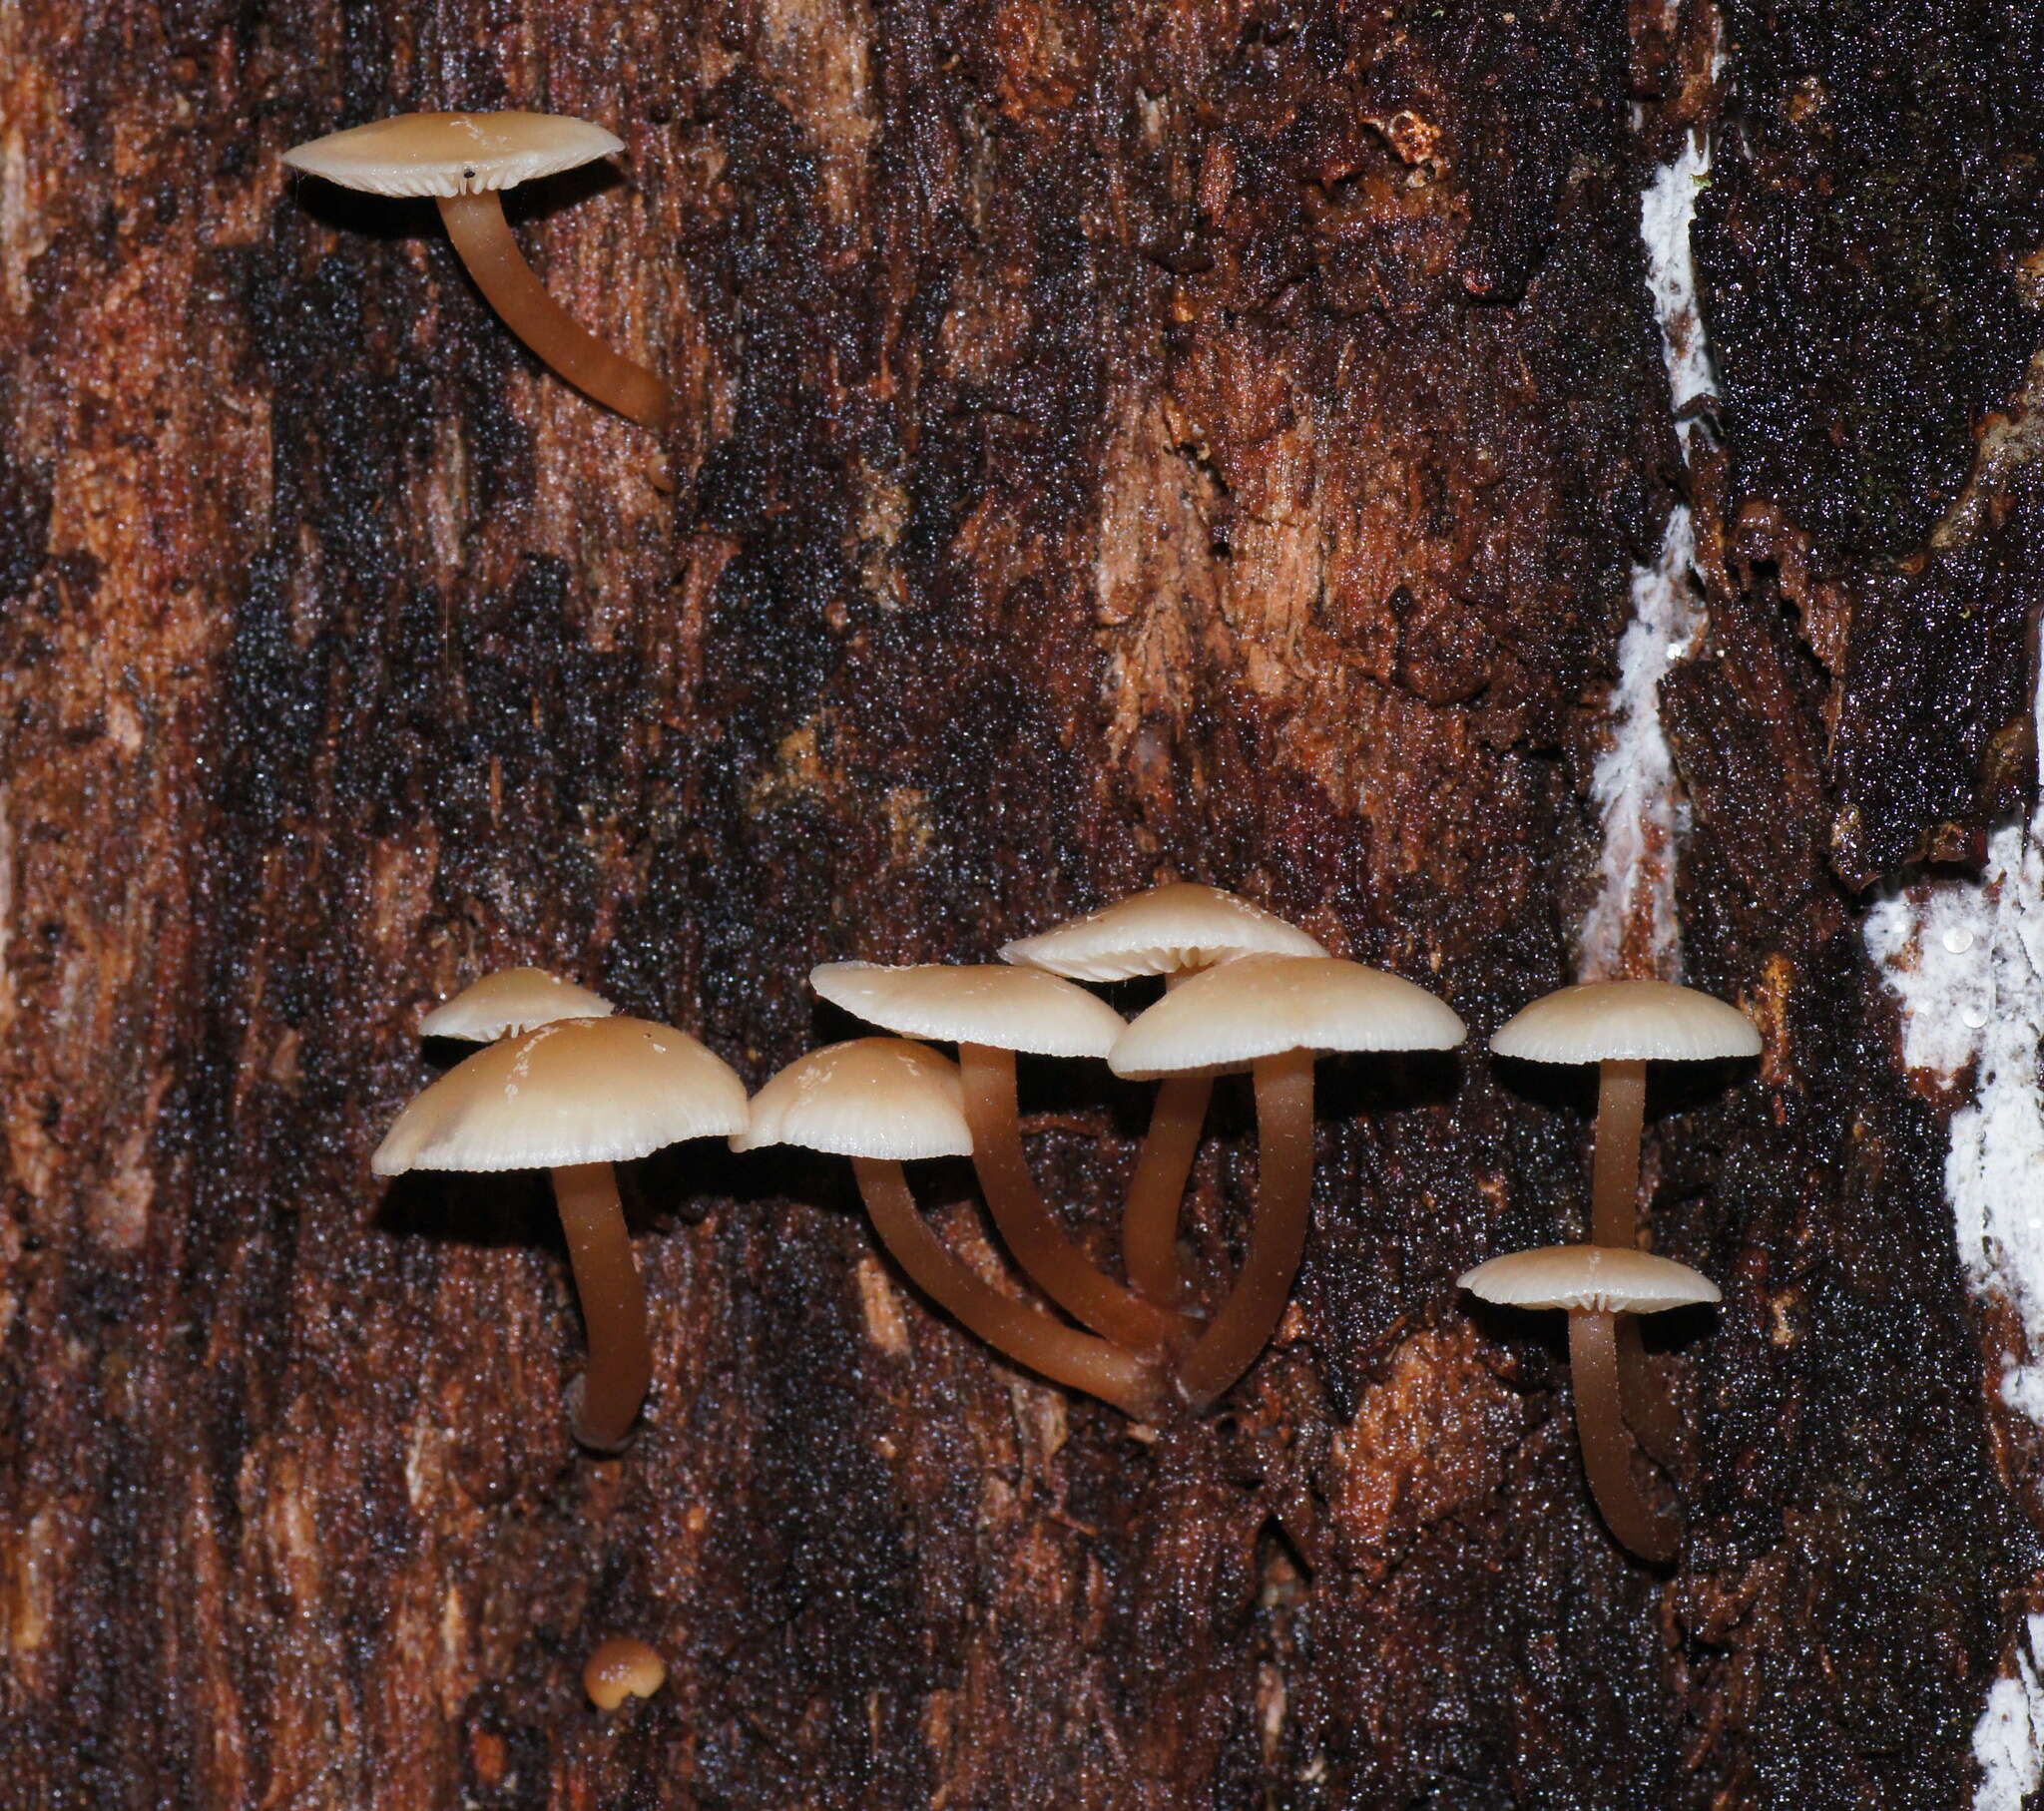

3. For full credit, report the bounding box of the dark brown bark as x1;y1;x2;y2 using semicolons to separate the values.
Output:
2;2;2041;1807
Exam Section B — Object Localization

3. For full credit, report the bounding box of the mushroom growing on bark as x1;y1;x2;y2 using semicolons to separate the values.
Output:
373;1016;748;1451
734;1038;1167;1418
1490;979;1758;1456
1459;1244;1720;1565
1001;882;1327;1307
808;961;1188;1358
1110;954;1466;1408
283;112;670;430
419;967;615;1042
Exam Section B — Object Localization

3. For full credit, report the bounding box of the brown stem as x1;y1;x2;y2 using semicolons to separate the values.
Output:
551;1162;652;1453
958;1043;1192;1358
1616;1316;1682;1464
1568;1309;1680;1565
436;190;670;430
1590;1058;1647;1248
1122;1075;1211;1308
851;1158;1166;1419
1178;1048;1315;1410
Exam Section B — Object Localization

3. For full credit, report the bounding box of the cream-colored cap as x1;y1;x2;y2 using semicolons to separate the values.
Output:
1000;881;1327;982
1107;954;1465;1078
733;1038;971;1161
1490;979;1761;1065
283;111;624;199
419;967;615;1042
372;1016;748;1174
1459;1244;1721;1314
811;962;1125;1059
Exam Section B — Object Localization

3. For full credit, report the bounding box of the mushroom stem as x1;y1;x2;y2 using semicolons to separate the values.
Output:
550;1161;652;1452
1589;1057;1647;1248
957;1043;1192;1358
851;1157;1167;1419
1122;1075;1211;1307
1568;1309;1680;1565
436;190;670;430
1616;1317;1682;1463
1178;1048;1315;1410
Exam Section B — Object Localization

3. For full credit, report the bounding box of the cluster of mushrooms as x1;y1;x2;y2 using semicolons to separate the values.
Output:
374;883;1759;1564
279;110;1761;1565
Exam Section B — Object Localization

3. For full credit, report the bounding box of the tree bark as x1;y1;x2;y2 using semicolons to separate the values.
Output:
3;2;2042;1807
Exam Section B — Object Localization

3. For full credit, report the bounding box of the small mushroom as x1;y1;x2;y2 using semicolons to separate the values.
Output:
1490;979;1758;1455
1111;954;1466;1408
584;1636;667;1710
373;1016;748;1451
1459;1244;1720;1565
809;962;1188;1358
734;1038;1166;1418
284;112;670;429
419;967;616;1042
1001;882;1327;1307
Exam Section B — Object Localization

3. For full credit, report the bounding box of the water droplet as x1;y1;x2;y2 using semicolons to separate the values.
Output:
1962;1006;1989;1029
1943;928;1976;954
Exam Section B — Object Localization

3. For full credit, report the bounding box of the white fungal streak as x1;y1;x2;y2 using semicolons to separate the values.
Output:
1578;135;1716;981
1973;1616;2044;1811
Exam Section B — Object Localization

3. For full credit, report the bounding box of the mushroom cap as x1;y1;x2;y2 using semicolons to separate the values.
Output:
372;1016;748;1174
811;961;1126;1059
283;111;624;199
1459;1243;1721;1314
419;967;616;1042
999;881;1327;982
583;1636;667;1711
1489;979;1760;1066
733;1038;972;1161
1107;953;1466;1078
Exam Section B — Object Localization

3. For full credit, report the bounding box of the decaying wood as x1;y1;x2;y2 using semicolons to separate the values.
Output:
3;0;2042;1805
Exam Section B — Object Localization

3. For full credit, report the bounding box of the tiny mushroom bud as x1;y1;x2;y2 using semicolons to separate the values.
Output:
584;1636;667;1710
283;112;670;430
420;967;615;1042
735;1038;1167;1418
1111;954;1466;1408
1490;979;1758;1455
373;1016;748;1451
1459;1244;1720;1565
809;963;1188;1358
1002;882;1327;1306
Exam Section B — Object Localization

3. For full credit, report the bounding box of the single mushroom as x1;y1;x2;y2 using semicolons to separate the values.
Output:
283;112;669;430
1001;881;1326;1308
1490;979;1758;1457
809;962;1189;1358
1111;954;1466;1408
419;966;616;1042
584;1636;667;1710
734;1038;1167;1418
373;1016;747;1451
1459;1243;1720;1565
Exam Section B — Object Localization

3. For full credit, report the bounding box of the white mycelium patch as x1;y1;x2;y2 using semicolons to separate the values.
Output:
1973;1616;2044;1811
1579;136;1716;980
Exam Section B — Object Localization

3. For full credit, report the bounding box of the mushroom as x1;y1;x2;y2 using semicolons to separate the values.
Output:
584;1636;667;1710
419;967;615;1042
1490;979;1758;1455
734;1038;1166;1417
1000;882;1327;1307
809;963;1187;1358
1111;954;1466;1408
1459;1243;1720;1564
283;112;669;430
373;1016;748;1451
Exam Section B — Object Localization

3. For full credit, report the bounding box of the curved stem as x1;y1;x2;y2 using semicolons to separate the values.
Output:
1569;1310;1680;1565
1178;1049;1315;1410
437;191;670;430
1616;1316;1682;1464
1123;1076;1212;1308
851;1158;1167;1419
551;1162;652;1453
1590;1058;1647;1248
958;1043;1192;1358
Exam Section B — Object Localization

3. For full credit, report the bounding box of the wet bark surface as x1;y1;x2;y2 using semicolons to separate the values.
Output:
2;1;2042;1807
